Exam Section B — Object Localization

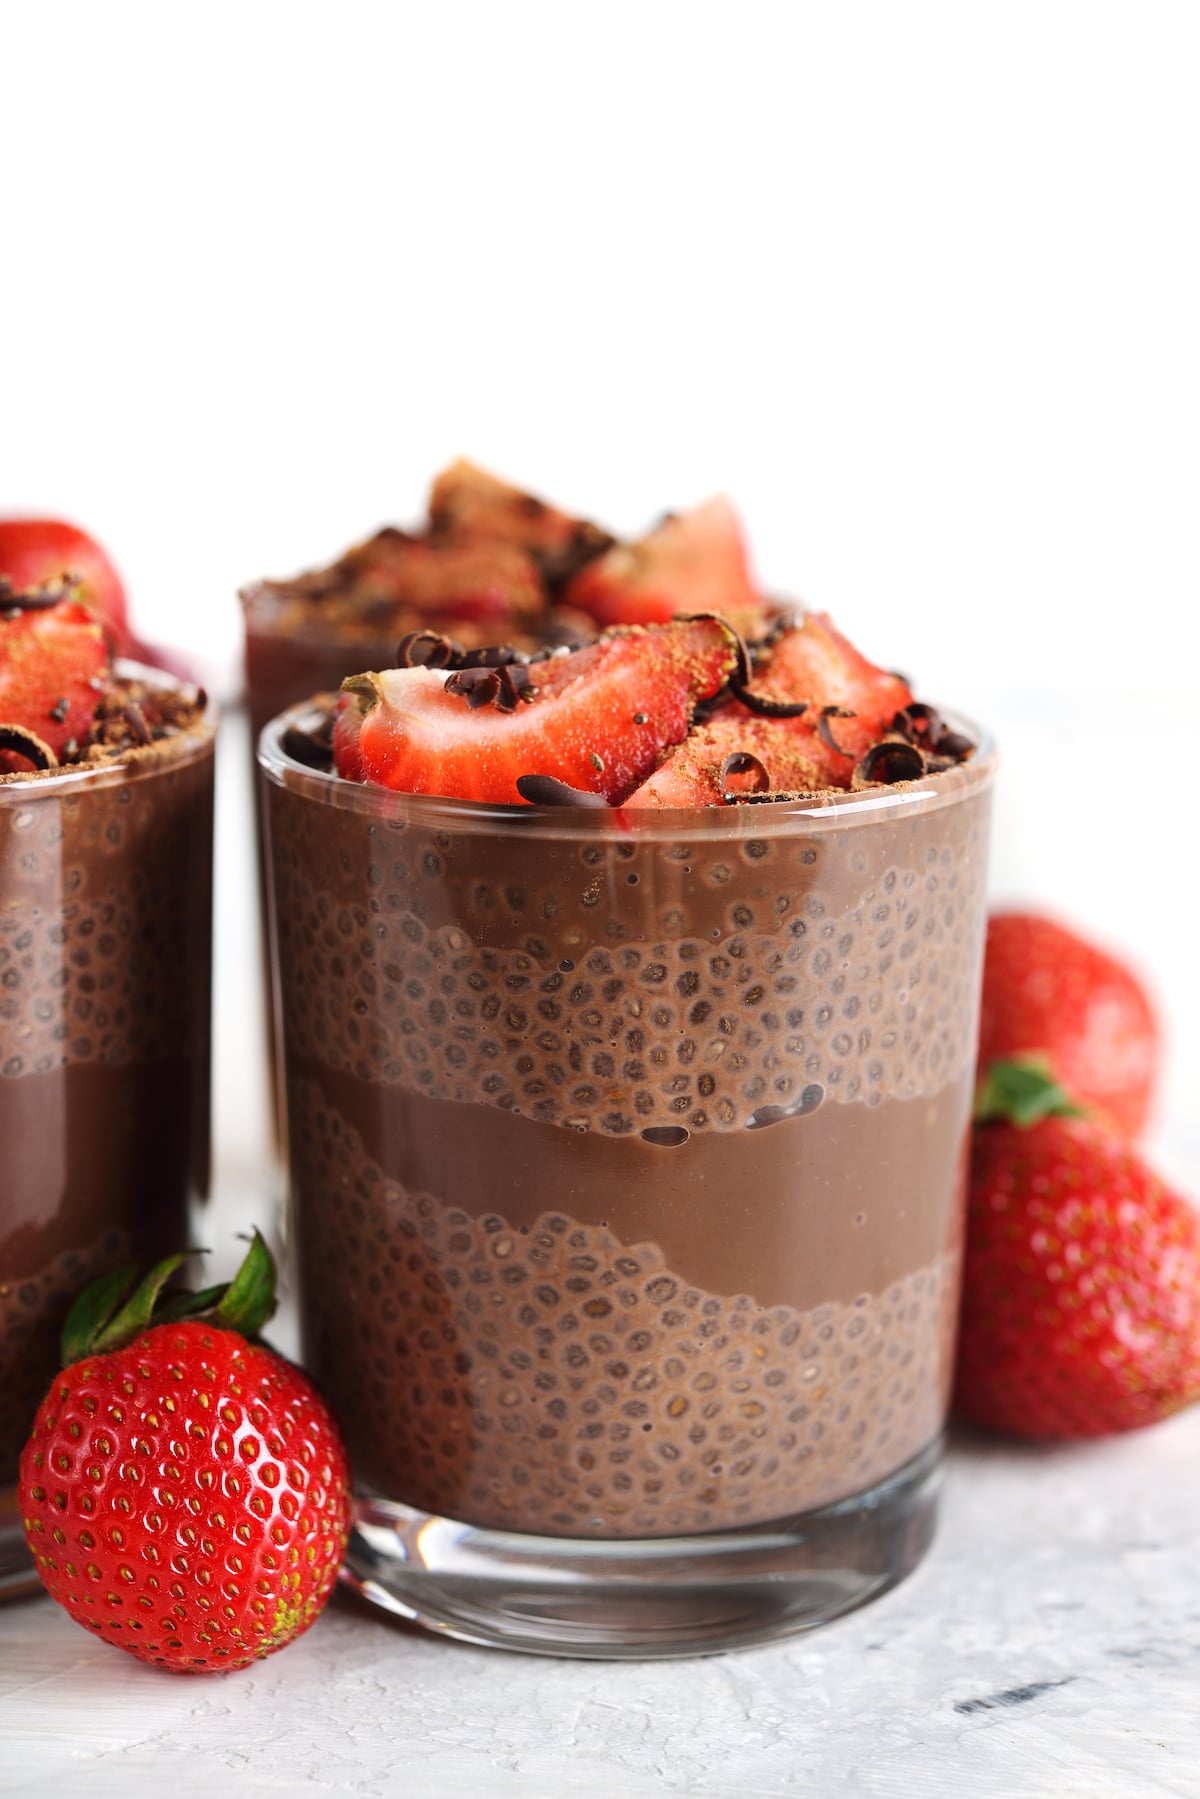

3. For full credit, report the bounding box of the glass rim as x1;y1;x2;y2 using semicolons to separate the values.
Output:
0;660;218;805
257;696;995;841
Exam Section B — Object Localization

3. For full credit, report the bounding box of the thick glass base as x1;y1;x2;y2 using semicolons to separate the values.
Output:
0;1488;41;1604
342;1437;941;1659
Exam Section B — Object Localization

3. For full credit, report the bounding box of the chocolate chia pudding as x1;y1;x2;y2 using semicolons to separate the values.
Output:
0;668;215;1595
262;713;994;1541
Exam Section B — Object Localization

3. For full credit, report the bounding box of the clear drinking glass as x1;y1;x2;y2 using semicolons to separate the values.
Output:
0;681;217;1599
260;705;994;1657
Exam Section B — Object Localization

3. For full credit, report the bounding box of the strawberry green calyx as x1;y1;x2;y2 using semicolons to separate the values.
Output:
341;671;382;712
973;1057;1084;1129
59;1230;278;1365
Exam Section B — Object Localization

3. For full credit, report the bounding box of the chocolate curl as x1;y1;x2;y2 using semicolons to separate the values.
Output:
936;730;976;762
0;573;81;614
281;718;334;771
731;684;810;720
719;750;771;799
851;740;925;788
817;705;858;758
890;704;975;767
725;626;811;719
396;629;463;670
0;724;59;769
444;662;535;713
457;644;530;669
515;774;610;807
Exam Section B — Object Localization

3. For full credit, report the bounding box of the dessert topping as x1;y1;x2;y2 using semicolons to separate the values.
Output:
333;616;740;804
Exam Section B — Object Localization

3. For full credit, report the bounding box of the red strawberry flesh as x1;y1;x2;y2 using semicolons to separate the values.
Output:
0;597;109;764
333;617;739;805
563;497;769;638
625;713;829;808
738;613;913;769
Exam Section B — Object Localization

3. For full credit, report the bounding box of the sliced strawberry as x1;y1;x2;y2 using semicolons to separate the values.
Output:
562;497;769;638
0;519;132;655
0;596;109;765
333;617;739;805
734;612;913;771
428;458;612;588
625;714;829;807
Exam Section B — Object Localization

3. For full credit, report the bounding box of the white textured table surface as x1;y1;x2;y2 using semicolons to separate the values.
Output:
4;1417;1200;1798
2;715;1198;1799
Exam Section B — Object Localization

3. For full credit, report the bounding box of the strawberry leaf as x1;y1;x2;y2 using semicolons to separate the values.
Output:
56;1233;278;1364
974;1057;1084;1128
213;1230;278;1339
60;1261;137;1366
92;1253;195;1352
156;1282;229;1323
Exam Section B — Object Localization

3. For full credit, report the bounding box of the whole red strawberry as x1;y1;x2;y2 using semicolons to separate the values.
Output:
979;911;1160;1137
955;1062;1200;1439
19;1234;351;1673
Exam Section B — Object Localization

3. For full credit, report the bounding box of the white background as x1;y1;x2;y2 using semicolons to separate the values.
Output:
3;1;1198;1132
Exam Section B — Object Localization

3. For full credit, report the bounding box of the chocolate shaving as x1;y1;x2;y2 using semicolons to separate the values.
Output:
445;666;501;709
719;751;771;798
0;574;80;613
396;630;463;670
122;702;152;746
936;730;975;762
515;774;610;808
444;661;534;713
282;711;335;772
695;614;811;719
852;740;926;787
889;705;975;767
817;704;857;758
0;724;59;769
731;682;810;720
458;643;530;670
889;702;942;747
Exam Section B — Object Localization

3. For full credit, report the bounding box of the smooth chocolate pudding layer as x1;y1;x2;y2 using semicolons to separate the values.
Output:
0;715;215;1487
264;728;992;1538
292;1064;970;1312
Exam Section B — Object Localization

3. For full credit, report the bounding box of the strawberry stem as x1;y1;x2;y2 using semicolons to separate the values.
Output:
974;1057;1084;1129
59;1231;279;1364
